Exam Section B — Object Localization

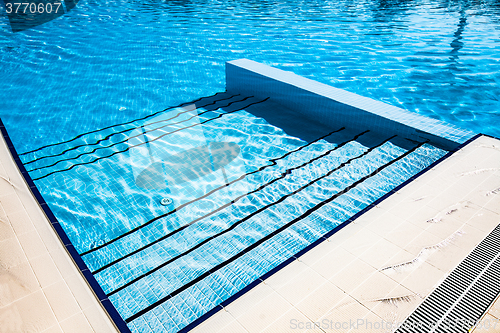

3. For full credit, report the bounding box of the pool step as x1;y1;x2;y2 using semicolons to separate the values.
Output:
96;136;445;328
23;93;256;180
82;128;368;273
18;91;229;164
24;93;449;333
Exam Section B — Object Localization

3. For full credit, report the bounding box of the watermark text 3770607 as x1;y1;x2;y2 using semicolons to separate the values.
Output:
1;0;79;32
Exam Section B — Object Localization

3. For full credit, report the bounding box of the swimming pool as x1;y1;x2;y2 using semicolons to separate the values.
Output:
1;0;499;332
19;90;449;332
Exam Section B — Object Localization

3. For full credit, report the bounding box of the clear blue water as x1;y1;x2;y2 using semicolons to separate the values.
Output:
1;0;499;154
18;91;447;332
1;0;499;332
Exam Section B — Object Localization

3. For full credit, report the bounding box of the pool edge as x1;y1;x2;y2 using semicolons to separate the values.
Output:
0;117;131;333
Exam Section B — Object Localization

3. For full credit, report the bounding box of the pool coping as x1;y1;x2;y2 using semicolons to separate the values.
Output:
0;118;131;333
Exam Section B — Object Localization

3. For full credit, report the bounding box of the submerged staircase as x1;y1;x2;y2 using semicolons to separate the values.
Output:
17;60;477;333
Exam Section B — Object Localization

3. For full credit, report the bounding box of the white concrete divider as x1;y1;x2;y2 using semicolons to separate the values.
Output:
225;59;475;151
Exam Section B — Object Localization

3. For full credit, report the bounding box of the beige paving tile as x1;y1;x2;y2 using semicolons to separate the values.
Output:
425;186;473;219
59;312;94;333
468;174;500;210
0;202;7;220
317;295;371;333
6;210;35;236
350;271;401;302
472;313;500;332
457;139;500;162
399;261;446;295
452;223;490;250
428;162;495;193
43;280;82;322
484;191;500;216
275;265;328;305
425;243;470;273
404;204;441;229
377;249;418;279
49;247;79;279
404;183;445;205
358;238;403;269
82;305;119;333
349;213;377;229
349;310;388;333
351;205;389;223
340;228;380;257
0;215;16;242
403;229;446;256
384;192;434;221
29;252;64;288
64;274;96;311
488;297;500;320
190;309;237;333
425;216;465;239
232;291;292;333
0;261;40;307
5;289;58;332
364;211;404;238
299;238;341;267
0;174;17;197
383;221;425;249
444;201;489;224
0;302;25;333
368;285;422;329
264;259;309;290
13;189;55;233
465;209;500;233
295;281;346;321
329;258;377;294
17;230;47;260
307;247;357;281
326;221;365;247
42;325;64;333
0;237;26;269
216;319;249;333
225;282;275;319
0;149;24;184
262;307;313;333
0;193;25;215
33;222;65;254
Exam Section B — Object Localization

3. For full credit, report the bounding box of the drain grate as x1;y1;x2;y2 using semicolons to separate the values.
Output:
396;223;500;333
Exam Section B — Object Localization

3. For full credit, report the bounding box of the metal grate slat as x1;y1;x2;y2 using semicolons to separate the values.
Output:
396;224;500;333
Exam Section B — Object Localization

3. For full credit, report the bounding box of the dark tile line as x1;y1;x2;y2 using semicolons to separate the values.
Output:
27;94;249;173
0;118;131;333
32;97;269;181
19;91;225;157
24;93;240;168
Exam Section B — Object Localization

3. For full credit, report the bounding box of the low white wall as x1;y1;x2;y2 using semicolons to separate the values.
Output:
225;59;475;150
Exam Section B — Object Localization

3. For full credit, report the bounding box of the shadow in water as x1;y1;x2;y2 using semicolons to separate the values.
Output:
448;7;467;73
243;99;415;151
